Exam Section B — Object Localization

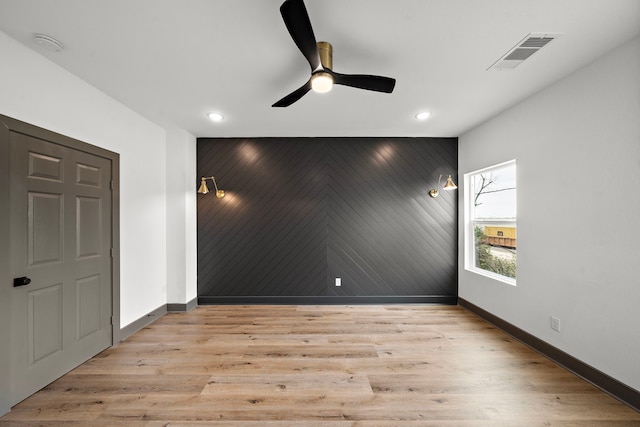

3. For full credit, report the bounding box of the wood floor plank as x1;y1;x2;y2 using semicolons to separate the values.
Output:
2;305;639;426
202;373;374;399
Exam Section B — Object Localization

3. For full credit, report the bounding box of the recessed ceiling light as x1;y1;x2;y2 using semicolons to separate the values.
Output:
415;112;431;121
32;33;64;53
207;112;224;122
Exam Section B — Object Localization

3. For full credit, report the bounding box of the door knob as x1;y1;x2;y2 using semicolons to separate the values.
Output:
13;277;31;287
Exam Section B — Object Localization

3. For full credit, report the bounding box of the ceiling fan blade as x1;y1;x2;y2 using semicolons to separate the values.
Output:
272;80;312;107
331;72;396;93
280;0;322;72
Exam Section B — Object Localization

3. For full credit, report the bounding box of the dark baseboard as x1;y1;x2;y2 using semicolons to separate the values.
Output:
198;295;458;305
115;304;167;342
458;298;640;413
167;297;198;312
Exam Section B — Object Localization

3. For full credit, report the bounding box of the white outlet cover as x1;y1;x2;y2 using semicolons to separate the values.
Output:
335;278;341;287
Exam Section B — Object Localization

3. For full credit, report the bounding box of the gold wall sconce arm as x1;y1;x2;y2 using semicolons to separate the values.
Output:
429;174;457;198
198;176;225;199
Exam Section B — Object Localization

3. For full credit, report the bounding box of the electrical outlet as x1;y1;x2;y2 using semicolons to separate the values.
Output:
550;316;561;332
335;277;341;287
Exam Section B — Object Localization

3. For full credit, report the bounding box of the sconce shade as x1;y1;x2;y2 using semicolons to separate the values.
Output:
198;179;210;194
429;174;457;198
443;175;457;190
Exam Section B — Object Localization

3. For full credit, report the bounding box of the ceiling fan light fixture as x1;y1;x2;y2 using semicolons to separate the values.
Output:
311;72;333;93
272;0;395;107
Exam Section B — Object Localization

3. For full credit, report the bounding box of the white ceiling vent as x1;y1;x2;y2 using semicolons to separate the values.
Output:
32;33;64;52
489;33;560;70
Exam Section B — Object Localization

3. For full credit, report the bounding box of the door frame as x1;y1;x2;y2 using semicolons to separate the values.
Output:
0;114;120;414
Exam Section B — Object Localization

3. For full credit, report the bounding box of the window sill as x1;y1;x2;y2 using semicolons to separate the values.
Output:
465;267;516;286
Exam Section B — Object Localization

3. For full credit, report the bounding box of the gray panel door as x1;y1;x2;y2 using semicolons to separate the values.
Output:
9;132;112;405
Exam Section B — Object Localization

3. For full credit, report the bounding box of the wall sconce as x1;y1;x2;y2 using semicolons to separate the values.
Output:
429;175;457;198
198;176;225;198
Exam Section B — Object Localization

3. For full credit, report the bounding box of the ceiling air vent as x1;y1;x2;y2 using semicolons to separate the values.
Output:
489;33;560;70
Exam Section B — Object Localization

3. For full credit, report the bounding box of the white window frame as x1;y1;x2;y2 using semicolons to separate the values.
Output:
464;160;517;286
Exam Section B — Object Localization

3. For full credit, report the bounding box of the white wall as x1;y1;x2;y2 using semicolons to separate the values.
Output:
0;30;169;329
166;127;198;305
459;36;640;391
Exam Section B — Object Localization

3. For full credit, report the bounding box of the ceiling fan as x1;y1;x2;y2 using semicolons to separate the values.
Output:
272;0;396;107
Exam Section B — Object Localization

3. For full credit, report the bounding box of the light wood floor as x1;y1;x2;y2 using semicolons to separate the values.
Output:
2;305;639;426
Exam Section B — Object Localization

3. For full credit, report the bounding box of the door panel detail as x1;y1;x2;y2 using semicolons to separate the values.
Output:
28;284;63;364
28;152;63;182
76;196;101;259
76;275;102;339
76;163;101;187
28;192;63;266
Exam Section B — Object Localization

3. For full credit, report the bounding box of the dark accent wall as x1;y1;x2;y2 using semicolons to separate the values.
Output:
197;138;457;304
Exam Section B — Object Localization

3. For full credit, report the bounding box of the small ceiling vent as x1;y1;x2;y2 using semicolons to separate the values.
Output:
32;33;64;53
489;33;560;70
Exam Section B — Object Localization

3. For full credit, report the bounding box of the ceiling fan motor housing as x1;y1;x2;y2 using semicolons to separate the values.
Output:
317;41;332;70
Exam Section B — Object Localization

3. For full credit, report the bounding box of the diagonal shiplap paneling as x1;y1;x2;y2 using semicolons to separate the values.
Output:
326;138;457;297
197;137;457;302
198;139;328;297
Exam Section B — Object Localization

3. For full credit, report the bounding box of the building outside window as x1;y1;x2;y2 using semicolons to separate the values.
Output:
465;160;517;284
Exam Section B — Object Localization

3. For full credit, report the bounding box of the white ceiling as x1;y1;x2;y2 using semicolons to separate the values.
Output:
0;0;638;138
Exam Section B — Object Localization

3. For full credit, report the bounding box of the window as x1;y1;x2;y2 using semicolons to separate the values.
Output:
465;160;517;284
